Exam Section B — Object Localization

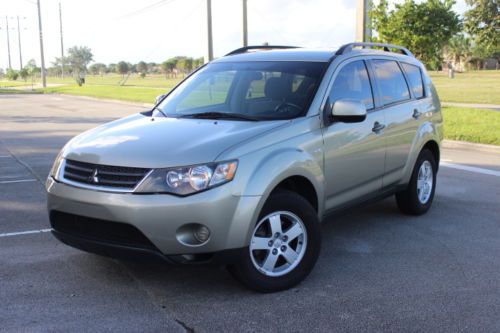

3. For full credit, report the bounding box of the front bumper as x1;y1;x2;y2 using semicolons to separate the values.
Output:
46;177;262;258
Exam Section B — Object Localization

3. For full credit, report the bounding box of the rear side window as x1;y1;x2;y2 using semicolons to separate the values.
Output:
401;63;424;99
372;60;410;106
329;61;374;110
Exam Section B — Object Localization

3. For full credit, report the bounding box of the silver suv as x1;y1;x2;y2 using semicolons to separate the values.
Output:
47;43;443;292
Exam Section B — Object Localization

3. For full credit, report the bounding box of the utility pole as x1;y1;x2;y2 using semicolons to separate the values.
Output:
242;0;248;47
17;16;23;70
36;0;46;87
5;16;12;69
59;2;64;78
205;0;213;63
356;0;371;43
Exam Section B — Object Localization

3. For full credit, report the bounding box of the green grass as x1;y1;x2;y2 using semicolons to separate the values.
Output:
442;106;500;145
430;70;500;105
2;73;499;145
40;84;167;103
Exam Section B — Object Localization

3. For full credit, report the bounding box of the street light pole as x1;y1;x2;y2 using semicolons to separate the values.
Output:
17;16;23;70
356;0;371;43
206;0;213;62
36;0;46;87
5;16;12;69
59;2;64;78
242;0;248;47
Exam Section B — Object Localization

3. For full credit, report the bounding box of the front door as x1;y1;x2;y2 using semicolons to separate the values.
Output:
322;59;386;211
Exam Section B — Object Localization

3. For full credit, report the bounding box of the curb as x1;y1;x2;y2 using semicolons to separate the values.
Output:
443;140;500;153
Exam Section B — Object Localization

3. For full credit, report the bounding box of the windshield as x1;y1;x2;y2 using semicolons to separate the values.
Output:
155;61;327;121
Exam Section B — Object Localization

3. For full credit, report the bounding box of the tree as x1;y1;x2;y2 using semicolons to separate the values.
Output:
6;69;19;81
19;68;29;81
464;0;499;60
66;46;94;85
161;59;177;78
193;57;204;69
370;0;461;69
108;63;117;73
116;61;129;78
89;63;107;76
137;61;148;76
445;33;472;71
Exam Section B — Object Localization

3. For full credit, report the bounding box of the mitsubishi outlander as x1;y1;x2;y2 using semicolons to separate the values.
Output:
47;43;443;292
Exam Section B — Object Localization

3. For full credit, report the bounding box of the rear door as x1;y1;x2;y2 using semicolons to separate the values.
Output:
322;59;386;210
368;59;418;186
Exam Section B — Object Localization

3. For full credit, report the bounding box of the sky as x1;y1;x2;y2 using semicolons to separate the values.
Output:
0;0;468;70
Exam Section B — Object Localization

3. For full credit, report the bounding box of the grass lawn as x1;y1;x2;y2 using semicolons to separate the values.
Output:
442;106;500;145
40;84;167;104
2;73;499;145
430;70;500;105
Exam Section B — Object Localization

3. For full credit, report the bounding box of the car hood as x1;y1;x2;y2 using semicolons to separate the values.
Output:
63;113;286;168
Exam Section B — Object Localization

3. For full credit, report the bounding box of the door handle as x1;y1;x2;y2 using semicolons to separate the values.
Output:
412;109;421;119
372;121;385;133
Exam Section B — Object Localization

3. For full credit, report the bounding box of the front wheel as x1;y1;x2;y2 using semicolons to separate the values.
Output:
229;190;321;293
396;149;437;215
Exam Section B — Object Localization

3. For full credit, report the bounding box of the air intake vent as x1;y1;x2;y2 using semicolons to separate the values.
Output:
63;159;151;190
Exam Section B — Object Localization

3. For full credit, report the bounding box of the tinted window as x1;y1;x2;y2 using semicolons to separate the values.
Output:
329;61;374;110
372;60;410;105
401;63;424;98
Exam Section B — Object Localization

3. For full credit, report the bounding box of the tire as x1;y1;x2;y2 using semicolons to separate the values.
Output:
229;190;321;293
396;149;437;215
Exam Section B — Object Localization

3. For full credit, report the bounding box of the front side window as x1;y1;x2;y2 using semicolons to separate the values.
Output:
372;60;410;106
401;63;424;99
157;61;327;120
329;61;374;110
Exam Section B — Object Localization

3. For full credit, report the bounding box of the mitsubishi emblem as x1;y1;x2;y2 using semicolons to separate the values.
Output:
90;169;99;183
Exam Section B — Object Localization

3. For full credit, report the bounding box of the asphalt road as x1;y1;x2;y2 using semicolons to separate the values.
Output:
1;94;499;332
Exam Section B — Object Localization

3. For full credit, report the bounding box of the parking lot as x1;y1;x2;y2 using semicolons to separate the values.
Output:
1;94;499;332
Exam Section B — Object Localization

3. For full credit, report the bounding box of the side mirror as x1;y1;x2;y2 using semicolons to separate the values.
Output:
155;94;166;104
331;99;367;123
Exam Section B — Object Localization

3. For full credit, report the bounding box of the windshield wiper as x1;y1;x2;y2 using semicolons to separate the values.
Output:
180;112;259;121
152;106;167;117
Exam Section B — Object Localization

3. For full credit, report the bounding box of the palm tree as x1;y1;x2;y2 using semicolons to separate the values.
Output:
445;34;472;72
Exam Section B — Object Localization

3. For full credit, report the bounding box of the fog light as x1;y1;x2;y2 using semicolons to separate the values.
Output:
193;225;210;243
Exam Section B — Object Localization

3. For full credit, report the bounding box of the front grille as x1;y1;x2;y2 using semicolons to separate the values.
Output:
50;210;158;250
63;159;151;189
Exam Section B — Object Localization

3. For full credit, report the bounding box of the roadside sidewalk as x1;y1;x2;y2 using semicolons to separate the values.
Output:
442;102;500;111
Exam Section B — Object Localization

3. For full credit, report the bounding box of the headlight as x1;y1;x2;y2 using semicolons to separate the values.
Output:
49;151;64;181
135;160;237;196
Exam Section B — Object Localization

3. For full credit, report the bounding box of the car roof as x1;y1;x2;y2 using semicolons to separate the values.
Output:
213;47;418;64
213;48;334;63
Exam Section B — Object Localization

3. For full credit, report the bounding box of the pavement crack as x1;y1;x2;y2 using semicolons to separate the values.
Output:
175;319;196;333
0;139;44;187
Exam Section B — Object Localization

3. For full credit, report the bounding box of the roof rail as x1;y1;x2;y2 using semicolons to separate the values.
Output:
336;42;414;57
225;45;300;56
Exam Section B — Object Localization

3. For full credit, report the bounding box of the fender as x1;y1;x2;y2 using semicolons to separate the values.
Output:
235;147;325;244
401;113;443;185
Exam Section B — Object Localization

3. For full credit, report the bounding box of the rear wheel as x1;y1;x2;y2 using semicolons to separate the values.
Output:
396;149;437;215
229;190;321;293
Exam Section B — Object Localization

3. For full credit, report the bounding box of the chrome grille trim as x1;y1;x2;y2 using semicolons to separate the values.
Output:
59;159;152;193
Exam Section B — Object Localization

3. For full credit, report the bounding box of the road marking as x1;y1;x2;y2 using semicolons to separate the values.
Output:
441;162;500;177
0;229;51;238
0;179;38;184
0;155;12;158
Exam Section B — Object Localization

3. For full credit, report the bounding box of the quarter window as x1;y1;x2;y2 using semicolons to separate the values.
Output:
329;61;374;110
401;63;424;99
372;60;410;106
